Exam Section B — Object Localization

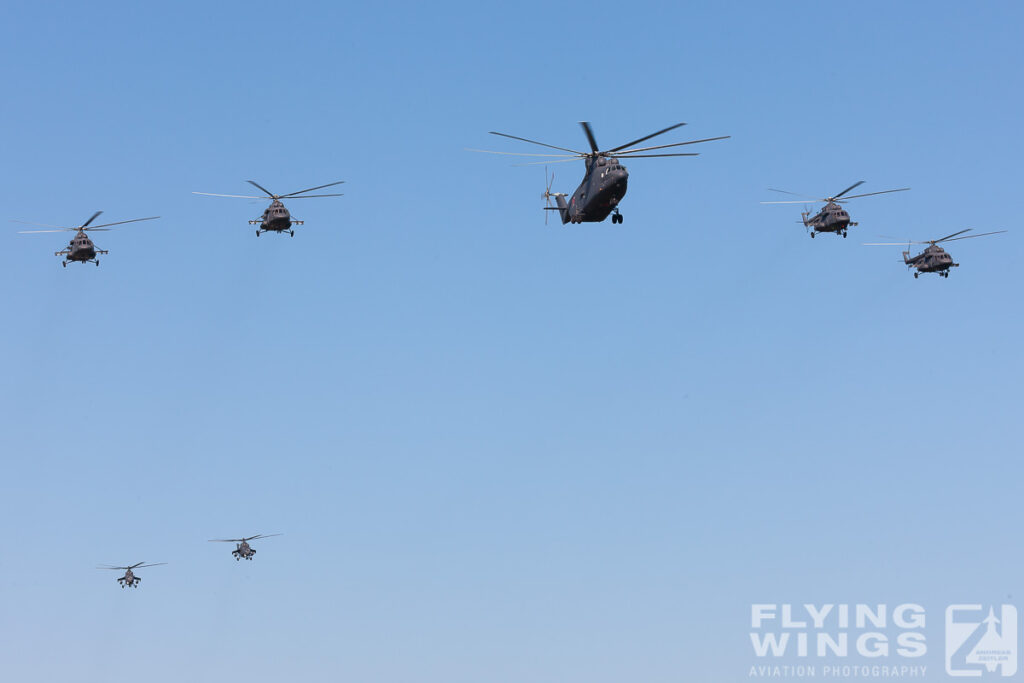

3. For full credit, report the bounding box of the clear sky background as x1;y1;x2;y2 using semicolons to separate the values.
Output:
1;1;1022;681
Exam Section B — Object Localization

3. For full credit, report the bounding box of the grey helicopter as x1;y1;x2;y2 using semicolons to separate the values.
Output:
97;562;167;588
865;229;1007;278
470;122;729;225
15;211;158;266
762;181;909;238
193;180;344;236
209;533;281;561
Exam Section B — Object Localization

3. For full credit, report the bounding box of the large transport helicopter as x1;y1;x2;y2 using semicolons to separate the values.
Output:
761;181;909;238
15;211;158;267
97;562;167;588
208;533;281;561
193;180;344;236
470;122;729;225
865;229;1007;278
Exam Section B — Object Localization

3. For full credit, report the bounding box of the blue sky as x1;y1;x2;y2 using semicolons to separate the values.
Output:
1;2;1022;681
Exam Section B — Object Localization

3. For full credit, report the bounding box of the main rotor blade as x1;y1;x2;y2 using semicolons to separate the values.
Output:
193;192;267;199
513;158;589;166
837;188;910;201
863;241;928;246
97;565;130;570
85;216;159;230
17;228;76;233
80;211;103;229
465;148;579;158
832;181;865;199
941;229;1007;242
11;219;69;229
580;122;600;154
767;188;820;200
606;122;686;153
135;562;167;569
246;533;282;541
208;538;244;543
247;180;277;197
613;152;700;158
760;200;823;204
280;181;345;198
930;228;973;243
488;131;585;155
611;135;730;155
283;193;344;198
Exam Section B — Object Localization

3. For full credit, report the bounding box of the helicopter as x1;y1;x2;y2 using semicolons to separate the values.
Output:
193;180;344;236
864;229;1007;278
209;533;281;561
470;122;729;225
762;181;909;238
97;562;167;588
15;211;158;266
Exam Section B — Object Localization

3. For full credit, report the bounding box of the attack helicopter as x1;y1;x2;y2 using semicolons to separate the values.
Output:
193;180;344;236
470;122;729;225
97;562;167;588
762;181;909;238
864;229;1007;278
208;533;281;561
15;211;158;266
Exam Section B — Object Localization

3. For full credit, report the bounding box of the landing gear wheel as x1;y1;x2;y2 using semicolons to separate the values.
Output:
842;231;847;238
62;261;66;268
810;232;815;239
290;230;294;237
914;272;919;279
95;260;100;266
256;229;260;237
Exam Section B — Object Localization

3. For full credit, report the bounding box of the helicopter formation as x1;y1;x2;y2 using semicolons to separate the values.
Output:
98;534;280;588
13;120;1007;277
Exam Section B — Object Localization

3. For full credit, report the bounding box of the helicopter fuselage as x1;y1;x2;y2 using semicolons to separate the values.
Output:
58;230;108;266
232;541;255;560
905;244;957;278
250;200;302;236
803;201;854;238
552;157;629;224
118;569;139;588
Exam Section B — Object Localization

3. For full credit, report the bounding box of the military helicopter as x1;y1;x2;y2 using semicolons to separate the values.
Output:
864;229;1007;278
209;533;281;561
470;122;729;224
15;211;158;266
762;181;909;238
97;562;167;588
193;180;344;236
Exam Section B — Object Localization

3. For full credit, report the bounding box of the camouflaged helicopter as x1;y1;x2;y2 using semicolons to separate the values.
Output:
865;229;1007;278
15;211;158;266
97;562;167;588
470;121;729;225
208;533;281;561
193;180;344;236
762;181;909;238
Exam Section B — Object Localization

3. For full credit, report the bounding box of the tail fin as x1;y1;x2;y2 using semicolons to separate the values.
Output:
554;194;569;224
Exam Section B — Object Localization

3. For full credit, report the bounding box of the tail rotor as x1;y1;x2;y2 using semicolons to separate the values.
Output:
542;167;556;225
